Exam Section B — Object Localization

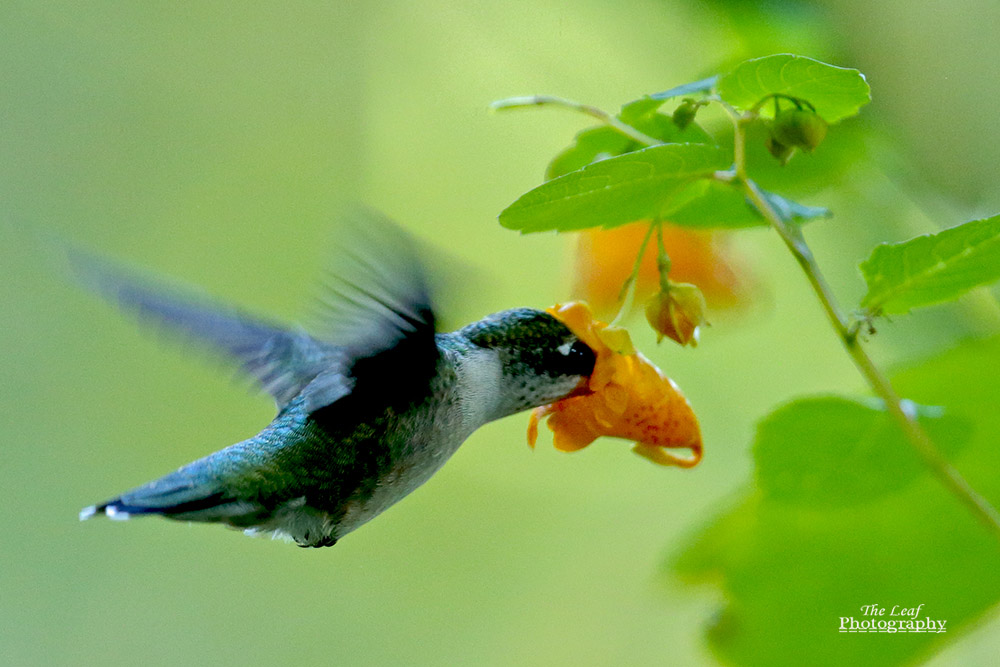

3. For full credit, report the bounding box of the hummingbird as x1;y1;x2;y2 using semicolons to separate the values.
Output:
78;209;597;547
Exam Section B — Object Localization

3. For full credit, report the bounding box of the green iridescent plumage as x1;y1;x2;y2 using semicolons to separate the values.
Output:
79;210;596;547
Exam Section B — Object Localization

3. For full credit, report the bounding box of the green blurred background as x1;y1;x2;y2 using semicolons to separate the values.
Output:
4;1;1000;665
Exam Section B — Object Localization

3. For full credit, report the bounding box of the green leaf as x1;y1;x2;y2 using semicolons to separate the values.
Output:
545;126;636;181
743;117;871;193
672;336;1000;667
630;111;713;146
544;118;713;181
620;96;714;144
618;96;667;124
530;143;827;231
501;143;730;233
860;214;1000;314
717;54;870;123
665;180;829;228
661;179;758;228
649;75;719;100
755;396;970;508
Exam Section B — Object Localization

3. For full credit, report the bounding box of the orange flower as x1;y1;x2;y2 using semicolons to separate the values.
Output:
527;302;702;467
574;222;747;317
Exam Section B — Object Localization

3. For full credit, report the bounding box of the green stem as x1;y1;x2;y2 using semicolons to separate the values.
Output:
611;221;658;327
748;93;815;115
655;223;672;292
490;95;663;147
726;103;1000;538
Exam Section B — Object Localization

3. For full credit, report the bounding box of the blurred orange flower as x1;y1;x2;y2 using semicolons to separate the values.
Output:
574;222;748;317
527;302;702;468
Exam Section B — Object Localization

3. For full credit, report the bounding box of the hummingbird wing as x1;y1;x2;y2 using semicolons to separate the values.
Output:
71;208;438;416
304;206;440;414
78;210;441;544
71;251;341;409
312;207;436;354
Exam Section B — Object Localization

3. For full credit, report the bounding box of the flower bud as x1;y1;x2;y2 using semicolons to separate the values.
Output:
645;282;709;347
765;133;795;165
672;99;699;130
771;108;828;153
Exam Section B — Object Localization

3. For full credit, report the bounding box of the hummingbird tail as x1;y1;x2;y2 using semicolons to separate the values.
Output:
79;491;245;522
79;457;269;527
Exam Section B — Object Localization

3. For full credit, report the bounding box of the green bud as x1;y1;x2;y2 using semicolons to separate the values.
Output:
645;282;709;347
672;99;699;130
765;133;795;165
771;108;828;152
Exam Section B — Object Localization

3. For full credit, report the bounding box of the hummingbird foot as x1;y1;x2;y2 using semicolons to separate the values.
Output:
296;535;337;548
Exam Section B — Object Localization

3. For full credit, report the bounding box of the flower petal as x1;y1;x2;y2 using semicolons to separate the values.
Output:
574;222;751;317
528;302;703;468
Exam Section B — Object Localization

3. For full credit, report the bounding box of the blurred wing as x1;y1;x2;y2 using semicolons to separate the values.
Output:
314;206;436;353
70;208;438;415
71;251;341;409
305;207;441;416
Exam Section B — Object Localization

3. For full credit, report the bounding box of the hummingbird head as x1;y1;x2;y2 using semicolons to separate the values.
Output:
458;308;597;421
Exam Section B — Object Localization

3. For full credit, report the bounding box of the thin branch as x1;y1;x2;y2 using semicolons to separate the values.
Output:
722;102;1000;537
611;221;658;327
490;95;662;148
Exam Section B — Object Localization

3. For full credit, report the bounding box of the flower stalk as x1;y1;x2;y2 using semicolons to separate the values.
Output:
724;103;1000;538
497;92;1000;536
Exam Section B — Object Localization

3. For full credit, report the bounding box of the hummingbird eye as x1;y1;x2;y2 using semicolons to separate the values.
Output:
553;338;596;377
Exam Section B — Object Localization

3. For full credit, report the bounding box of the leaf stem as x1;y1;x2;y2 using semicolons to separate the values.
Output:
724;103;1000;538
490;95;662;148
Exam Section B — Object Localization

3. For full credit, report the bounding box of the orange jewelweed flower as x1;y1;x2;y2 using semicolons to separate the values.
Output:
574;222;747;317
527;302;702;467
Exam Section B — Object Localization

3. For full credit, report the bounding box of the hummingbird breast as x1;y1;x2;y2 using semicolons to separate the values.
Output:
253;342;502;547
329;344;503;539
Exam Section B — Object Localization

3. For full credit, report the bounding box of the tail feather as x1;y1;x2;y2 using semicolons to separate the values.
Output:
81;490;231;520
79;458;266;526
79;462;336;545
79;501;163;521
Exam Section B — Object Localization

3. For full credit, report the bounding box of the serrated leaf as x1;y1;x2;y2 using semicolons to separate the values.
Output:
619;95;713;141
755;396;970;508
544;119;713;181
631;112;713;146
673;336;1000;667
661;179;759;228
665;180;830;228
545;126;636;181
619;96;667;124
744;117;870;192
649;75;720;101
718;54;870;123
501;143;730;233
860;214;1000;314
547;94;716;182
